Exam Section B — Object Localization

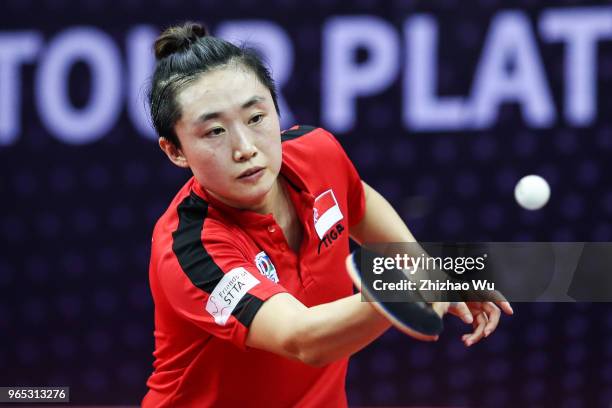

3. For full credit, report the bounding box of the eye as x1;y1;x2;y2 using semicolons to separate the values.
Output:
249;114;264;125
205;127;225;137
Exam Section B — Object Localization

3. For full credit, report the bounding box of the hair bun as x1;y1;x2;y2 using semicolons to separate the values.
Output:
154;22;209;60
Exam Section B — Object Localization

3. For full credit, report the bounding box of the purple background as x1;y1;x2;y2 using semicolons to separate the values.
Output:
2;0;612;406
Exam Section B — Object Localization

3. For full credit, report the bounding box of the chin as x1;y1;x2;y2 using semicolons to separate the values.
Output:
245;185;274;205
239;175;276;208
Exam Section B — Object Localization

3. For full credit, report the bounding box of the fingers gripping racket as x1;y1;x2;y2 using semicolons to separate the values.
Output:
346;248;444;340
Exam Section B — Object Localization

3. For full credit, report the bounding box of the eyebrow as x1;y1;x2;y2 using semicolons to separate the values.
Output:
196;96;266;123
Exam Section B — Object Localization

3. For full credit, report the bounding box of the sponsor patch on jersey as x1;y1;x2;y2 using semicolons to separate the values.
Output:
313;189;344;239
205;267;260;326
255;251;279;283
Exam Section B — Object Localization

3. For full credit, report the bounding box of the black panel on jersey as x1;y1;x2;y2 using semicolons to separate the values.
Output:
281;125;317;142
233;296;264;329
172;192;265;328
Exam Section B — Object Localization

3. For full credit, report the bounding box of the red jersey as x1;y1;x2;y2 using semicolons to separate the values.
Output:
143;126;366;407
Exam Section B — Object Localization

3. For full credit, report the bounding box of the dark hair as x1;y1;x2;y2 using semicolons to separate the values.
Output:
148;22;280;147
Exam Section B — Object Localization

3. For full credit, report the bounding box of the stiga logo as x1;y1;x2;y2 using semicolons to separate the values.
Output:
318;223;345;254
314;189;345;254
254;251;279;283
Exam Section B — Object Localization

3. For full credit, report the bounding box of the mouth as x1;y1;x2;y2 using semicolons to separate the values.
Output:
238;166;265;179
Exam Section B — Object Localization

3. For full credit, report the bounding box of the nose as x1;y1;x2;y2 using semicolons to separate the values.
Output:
231;127;258;162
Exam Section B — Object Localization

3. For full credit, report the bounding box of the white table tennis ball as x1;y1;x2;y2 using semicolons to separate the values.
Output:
514;175;551;210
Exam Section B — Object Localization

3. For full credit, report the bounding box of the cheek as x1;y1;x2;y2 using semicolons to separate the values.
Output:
208;154;231;177
272;140;282;169
190;149;228;181
261;123;282;163
260;135;282;169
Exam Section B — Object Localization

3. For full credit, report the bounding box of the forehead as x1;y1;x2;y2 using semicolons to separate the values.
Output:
177;66;269;119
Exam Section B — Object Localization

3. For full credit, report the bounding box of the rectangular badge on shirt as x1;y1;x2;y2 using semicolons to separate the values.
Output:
205;267;260;326
313;189;344;239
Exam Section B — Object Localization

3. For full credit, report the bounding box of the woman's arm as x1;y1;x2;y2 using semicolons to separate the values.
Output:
349;181;417;244
350;181;512;345
246;292;396;367
245;181;451;367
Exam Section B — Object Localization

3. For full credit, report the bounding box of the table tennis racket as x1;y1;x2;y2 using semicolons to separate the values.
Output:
345;247;444;340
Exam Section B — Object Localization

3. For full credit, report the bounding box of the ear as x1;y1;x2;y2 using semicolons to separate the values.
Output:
159;137;189;169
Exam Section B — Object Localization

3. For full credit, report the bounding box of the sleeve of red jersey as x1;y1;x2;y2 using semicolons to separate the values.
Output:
157;228;287;351
320;128;366;227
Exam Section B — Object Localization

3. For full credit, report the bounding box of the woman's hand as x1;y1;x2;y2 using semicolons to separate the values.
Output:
449;301;513;346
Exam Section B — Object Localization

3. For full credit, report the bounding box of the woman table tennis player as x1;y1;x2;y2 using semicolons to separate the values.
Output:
142;22;512;407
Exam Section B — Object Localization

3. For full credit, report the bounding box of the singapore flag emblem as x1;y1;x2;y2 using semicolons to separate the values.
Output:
313;189;343;239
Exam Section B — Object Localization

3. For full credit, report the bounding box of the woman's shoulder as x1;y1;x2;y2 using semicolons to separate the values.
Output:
151;195;251;267
281;125;347;160
152;178;245;246
281;125;335;143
